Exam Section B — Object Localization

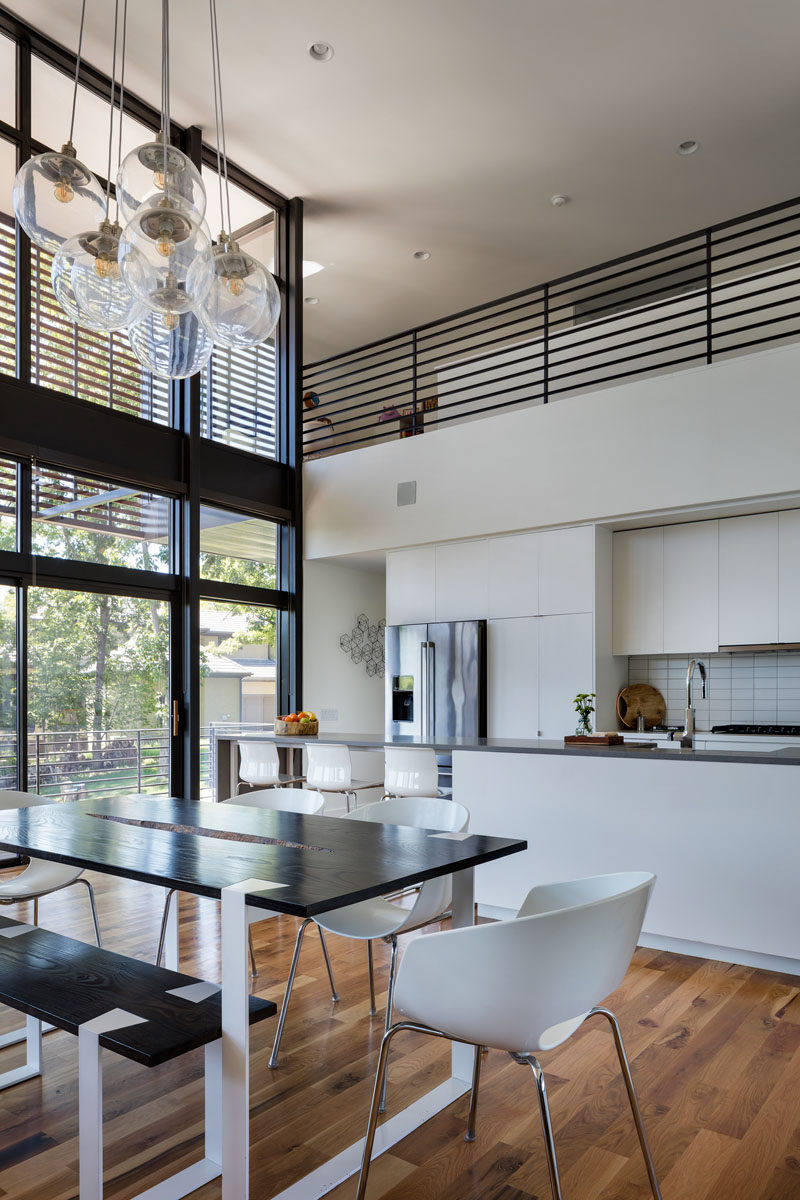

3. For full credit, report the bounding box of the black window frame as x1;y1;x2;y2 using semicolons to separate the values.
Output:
0;6;303;799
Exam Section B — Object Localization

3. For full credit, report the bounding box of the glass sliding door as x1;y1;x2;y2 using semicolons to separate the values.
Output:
27;587;169;799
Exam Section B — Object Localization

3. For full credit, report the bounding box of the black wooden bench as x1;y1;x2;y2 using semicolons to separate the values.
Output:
0;912;276;1199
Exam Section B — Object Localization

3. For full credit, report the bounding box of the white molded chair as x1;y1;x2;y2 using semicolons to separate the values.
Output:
0;790;102;946
382;746;442;799
156;789;336;987
305;743;381;812
268;795;469;1095
355;871;660;1200
237;741;304;792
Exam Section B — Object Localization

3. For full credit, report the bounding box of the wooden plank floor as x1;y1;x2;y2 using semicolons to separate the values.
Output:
0;870;798;1199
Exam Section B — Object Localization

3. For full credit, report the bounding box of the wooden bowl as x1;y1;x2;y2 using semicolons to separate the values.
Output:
274;719;318;736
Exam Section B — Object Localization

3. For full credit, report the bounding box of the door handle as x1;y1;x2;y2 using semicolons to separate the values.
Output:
172;700;180;737
427;642;435;738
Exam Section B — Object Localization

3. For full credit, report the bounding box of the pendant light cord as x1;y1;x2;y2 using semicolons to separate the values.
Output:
210;0;233;237
104;0;121;217
67;0;87;144
161;0;169;182
114;0;128;223
209;0;225;237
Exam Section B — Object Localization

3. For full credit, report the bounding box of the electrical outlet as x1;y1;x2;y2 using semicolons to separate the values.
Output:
320;708;338;722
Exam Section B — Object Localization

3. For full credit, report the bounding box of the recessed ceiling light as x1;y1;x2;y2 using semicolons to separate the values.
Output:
677;140;699;155
302;260;324;278
304;296;319;305
309;42;334;61
413;250;431;261
550;194;569;207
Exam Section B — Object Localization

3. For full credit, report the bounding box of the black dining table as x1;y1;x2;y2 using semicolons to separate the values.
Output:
0;794;527;1200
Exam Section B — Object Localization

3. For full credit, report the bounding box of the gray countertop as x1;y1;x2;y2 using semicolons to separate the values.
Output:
218;730;800;767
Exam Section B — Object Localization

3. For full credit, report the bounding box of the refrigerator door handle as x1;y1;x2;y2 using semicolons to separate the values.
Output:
420;641;428;738
427;641;436;738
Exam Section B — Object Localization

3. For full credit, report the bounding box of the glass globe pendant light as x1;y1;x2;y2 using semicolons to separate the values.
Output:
116;0;211;319
53;0;144;334
196;234;281;349
198;0;281;350
128;308;214;379
116;131;206;226
12;0;105;252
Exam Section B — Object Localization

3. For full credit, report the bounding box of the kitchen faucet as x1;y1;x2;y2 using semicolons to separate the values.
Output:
679;659;707;747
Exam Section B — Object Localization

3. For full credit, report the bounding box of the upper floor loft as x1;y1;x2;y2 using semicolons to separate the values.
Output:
302;195;800;460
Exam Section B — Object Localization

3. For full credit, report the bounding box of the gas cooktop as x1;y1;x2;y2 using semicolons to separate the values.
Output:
711;724;800;737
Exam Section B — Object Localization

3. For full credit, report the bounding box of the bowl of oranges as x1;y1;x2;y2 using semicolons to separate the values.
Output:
274;711;318;735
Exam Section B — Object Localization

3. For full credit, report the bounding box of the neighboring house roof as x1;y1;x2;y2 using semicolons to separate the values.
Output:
199;611;251;637
239;663;276;682
203;653;253;678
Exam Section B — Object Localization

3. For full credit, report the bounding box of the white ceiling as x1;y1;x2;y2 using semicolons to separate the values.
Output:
10;0;800;364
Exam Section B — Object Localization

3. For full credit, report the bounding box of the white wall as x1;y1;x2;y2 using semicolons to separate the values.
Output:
303;558;386;804
304;341;800;559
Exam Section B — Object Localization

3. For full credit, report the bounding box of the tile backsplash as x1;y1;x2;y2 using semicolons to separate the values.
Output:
627;652;800;728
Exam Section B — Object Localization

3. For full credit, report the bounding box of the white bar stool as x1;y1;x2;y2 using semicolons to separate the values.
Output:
383;745;442;799
237;741;304;792
305;743;381;812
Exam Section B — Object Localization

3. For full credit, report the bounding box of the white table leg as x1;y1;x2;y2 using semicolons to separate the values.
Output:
450;867;476;1084
221;883;250;1200
163;888;179;972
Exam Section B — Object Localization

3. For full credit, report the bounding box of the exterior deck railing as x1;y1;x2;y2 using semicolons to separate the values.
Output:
303;195;800;458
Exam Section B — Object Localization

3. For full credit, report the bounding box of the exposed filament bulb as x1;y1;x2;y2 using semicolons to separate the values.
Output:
53;177;74;204
155;231;176;258
93;255;119;279
153;170;166;190
225;275;246;297
162;312;180;331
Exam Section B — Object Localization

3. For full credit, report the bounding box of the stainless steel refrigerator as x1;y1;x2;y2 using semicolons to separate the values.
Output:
385;621;487;740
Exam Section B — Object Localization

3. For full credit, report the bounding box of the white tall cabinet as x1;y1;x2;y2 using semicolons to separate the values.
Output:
387;525;623;739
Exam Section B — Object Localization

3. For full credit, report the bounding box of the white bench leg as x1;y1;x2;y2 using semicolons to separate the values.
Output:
79;1011;223;1200
0;1013;43;1090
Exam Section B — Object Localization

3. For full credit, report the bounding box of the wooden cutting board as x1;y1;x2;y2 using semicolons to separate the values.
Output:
616;684;666;729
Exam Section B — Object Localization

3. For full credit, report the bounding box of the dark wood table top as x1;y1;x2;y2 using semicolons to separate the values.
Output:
0;796;527;917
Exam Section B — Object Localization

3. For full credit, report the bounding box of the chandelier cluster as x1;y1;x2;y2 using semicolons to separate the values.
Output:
12;0;280;381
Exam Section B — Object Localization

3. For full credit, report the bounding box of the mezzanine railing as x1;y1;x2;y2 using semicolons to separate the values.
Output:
303;195;800;458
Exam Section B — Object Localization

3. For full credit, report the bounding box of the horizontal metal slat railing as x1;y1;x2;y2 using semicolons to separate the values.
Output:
0;726;216;800
302;195;800;458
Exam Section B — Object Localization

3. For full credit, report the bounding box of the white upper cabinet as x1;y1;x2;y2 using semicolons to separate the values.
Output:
487;533;539;618
434;540;489;622
778;509;800;643
538;526;595;615
386;546;436;625
612;528;664;655
662;521;719;653
719;513;779;645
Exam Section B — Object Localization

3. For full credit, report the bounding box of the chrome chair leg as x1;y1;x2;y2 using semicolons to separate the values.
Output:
356;1020;452;1200
591;1006;662;1199
366;940;377;1014
518;1053;563;1200
76;877;103;947
465;1043;482;1141
377;935;399;1114
248;926;258;978
155;888;177;967
317;926;339;1001
268;917;311;1069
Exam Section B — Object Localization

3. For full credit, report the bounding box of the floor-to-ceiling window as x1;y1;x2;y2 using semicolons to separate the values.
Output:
0;11;302;800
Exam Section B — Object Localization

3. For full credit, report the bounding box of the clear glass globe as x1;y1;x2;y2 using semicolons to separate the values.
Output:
68;220;146;333
196;240;281;349
116;135;206;226
128;308;214;379
51;236;111;333
13;143;106;254
118;201;213;315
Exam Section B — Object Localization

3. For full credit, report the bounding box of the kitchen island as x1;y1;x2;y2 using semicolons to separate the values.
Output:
214;731;800;975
